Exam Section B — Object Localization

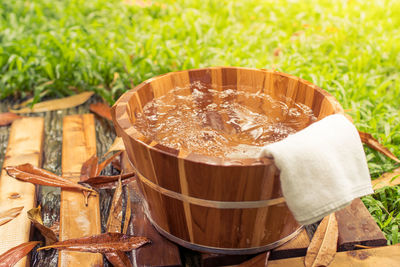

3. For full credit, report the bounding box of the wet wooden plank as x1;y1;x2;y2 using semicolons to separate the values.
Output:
0;117;44;267
201;229;310;266
58;114;103;267
270;229;310;259
201;254;253;267
237;251;270;267
123;152;182;267
336;198;387;251
267;245;400;267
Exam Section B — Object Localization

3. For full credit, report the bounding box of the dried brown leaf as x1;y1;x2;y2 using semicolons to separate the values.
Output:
80;154;99;180
0;206;24;226
105;250;133;267
9;92;94;113
359;131;400;163
0;112;23;126
0;241;41;267
111;155;122;172
12;89;50;109
27;206;58;245
104;137;125;157
123;187;131;235
304;213;338;267
79;172;136;189
371;167;400;190
37;232;150;253
5;163;95;193
89;103;112;121
98;151;123;175
107;178;124;233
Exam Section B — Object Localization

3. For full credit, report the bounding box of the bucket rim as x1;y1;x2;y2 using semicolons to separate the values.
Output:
112;66;343;167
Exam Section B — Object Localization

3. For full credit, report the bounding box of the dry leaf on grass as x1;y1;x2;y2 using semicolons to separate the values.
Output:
12;89;50;110
79;172;136;189
105;250;133;267
0;206;24;226
106;178;124;233
0;241;41;267
371;167;400;190
0;112;23;126
304;213;338;267
5;163;95;193
89;103;112;121
359;131;400;163
10;92;94;113
37;232;150;253
27;206;58;245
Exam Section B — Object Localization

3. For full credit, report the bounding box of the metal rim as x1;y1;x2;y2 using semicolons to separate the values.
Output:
143;205;304;255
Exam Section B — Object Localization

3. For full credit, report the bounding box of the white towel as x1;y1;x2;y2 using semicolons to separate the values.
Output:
258;114;373;225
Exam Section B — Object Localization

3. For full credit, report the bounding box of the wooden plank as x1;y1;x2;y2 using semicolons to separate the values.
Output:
237;251;270;267
201;229;309;266
0;117;44;267
270;229;310;259
267;244;399;267
58;114;102;267
123;152;182;267
335;198;387;251
201;253;254;267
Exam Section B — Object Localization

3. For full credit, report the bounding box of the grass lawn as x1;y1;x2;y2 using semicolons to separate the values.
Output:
1;0;400;243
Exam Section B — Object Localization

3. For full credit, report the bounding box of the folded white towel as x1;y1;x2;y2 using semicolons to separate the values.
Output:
258;114;373;225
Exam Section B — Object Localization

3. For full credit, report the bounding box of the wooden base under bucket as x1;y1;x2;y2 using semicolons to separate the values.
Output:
112;67;343;253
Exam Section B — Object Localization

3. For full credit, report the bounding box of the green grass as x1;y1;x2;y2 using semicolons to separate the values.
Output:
1;0;400;243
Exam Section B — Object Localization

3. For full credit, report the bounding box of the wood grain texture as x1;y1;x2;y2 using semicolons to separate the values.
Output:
123;153;182;267
270;229;310;259
58;114;102;267
335;198;387;251
237;251;270;267
112;67;344;252
201;228;310;266
267;245;400;267
0;117;44;267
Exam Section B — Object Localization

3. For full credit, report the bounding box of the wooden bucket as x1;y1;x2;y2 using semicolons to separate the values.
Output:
112;67;343;254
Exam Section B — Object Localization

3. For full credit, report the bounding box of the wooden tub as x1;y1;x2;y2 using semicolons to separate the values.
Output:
111;67;343;254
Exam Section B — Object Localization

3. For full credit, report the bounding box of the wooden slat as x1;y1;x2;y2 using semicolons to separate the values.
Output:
336;198;387;251
201;253;254;267
201;229;310;266
267;245;399;267
270;229;310;259
58;114;102;267
122;152;182;267
236;252;270;267
0;117;44;267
